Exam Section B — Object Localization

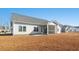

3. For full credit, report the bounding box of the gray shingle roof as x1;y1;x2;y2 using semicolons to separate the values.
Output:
12;13;49;25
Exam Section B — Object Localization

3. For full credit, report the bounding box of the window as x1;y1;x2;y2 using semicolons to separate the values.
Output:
23;26;26;32
19;26;26;32
19;26;22;32
34;27;38;32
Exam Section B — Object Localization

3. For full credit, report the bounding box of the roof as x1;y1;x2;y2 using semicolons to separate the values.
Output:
52;20;63;27
12;13;49;25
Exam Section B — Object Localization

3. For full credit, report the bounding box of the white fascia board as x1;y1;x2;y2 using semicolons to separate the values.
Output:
47;22;56;25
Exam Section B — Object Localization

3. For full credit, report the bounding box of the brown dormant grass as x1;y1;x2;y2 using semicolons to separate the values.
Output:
0;32;79;51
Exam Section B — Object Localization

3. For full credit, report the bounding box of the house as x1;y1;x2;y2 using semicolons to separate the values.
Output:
52;20;62;34
0;26;6;34
0;26;10;34
74;26;79;32
62;25;79;32
70;26;79;32
62;25;73;32
11;13;61;35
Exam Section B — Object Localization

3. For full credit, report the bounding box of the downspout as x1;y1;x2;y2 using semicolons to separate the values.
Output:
55;25;57;34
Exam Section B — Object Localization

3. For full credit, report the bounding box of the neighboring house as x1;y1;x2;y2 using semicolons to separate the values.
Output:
11;13;61;35
66;26;73;32
63;25;73;32
63;25;79;32
4;26;11;34
61;25;67;32
0;26;6;34
74;26;79;32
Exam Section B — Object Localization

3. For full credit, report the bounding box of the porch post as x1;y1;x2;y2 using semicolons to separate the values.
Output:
47;24;49;35
55;25;56;34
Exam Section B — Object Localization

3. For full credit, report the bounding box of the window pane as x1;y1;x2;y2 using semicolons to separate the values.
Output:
23;26;26;32
19;26;22;32
34;27;36;31
34;27;38;32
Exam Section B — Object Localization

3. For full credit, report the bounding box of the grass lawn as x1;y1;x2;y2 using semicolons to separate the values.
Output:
0;32;79;51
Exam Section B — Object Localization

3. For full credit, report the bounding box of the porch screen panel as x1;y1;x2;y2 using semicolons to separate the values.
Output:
48;25;55;34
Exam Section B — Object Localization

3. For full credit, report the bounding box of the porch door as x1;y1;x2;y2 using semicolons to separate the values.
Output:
43;26;47;34
48;25;55;34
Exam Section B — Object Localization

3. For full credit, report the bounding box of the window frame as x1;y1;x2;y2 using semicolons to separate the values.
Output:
23;26;26;32
18;26;26;32
19;26;22;32
34;27;39;32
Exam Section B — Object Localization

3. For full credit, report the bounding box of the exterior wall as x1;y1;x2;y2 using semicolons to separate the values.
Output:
13;23;43;35
56;25;61;34
13;22;60;35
